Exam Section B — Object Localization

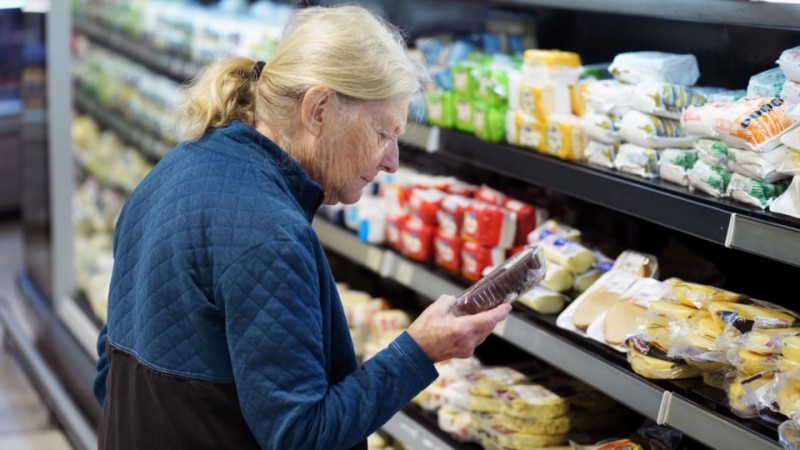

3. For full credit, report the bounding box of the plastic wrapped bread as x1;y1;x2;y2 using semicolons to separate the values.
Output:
659;148;698;186
614;143;660;179
619;110;696;148
608;51;700;86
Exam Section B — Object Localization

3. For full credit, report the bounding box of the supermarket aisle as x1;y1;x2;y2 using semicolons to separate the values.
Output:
0;219;74;450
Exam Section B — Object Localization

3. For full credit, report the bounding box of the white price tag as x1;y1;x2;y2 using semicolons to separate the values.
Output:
395;261;414;286
365;247;383;272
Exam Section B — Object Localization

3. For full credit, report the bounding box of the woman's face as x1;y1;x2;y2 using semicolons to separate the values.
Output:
318;96;408;205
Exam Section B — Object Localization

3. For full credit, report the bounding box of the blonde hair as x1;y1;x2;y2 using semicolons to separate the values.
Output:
176;5;423;142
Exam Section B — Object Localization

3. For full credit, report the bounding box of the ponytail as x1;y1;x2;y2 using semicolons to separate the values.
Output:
176;57;260;142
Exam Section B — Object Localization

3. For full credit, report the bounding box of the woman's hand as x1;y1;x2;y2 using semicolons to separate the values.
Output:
406;295;512;363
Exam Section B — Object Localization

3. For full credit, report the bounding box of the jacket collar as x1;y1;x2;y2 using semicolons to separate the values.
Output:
218;121;325;220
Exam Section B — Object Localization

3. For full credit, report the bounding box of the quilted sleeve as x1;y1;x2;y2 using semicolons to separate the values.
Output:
216;239;437;449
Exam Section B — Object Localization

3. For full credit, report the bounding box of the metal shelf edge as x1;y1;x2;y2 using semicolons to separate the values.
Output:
488;0;800;29
382;410;456;450
665;394;781;450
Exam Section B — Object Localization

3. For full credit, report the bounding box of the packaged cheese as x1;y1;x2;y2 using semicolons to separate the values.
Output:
665;278;745;309
695;138;790;183
466;367;527;397
519;81;557;120
513;110;547;150
708;299;797;331
481;424;567;450
583;79;635;116
582;112;621;144
681;101;728;138
528;219;582;244
437;406;472;442
495;384;569;418
540;234;596;273
746;67;785;99
434;232;462;273
627;336;703;379
516;286;568;314
461;202;516;248
542;114;585;161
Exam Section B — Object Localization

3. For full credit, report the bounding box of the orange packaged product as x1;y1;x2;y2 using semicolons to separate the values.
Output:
713;97;796;152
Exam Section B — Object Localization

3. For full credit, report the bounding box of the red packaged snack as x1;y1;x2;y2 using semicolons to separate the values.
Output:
381;184;411;217
385;215;408;252
401;219;436;262
436;195;473;238
434;232;462;273
409;188;445;227
504;198;547;247
461;241;507;282
462;203;517;249
446;181;478;198
474;185;506;205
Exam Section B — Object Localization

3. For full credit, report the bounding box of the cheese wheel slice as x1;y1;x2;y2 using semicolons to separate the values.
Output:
603;299;648;345
572;290;621;330
782;335;800;362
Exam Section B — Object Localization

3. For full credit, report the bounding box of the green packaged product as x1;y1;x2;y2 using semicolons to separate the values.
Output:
451;61;481;97
473;101;507;143
454;94;475;133
426;90;455;128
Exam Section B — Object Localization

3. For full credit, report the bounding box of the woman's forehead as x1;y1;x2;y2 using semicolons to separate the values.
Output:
365;97;409;132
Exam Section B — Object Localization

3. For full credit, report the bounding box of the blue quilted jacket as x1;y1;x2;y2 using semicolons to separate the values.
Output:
94;121;438;450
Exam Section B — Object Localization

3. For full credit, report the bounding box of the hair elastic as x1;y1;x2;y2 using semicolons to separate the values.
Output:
253;61;266;80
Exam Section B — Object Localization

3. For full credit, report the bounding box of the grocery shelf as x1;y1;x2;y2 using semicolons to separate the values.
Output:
73;16;201;83
488;0;800;29
382;409;458;450
313;218;783;449
73;88;171;162
400;122;440;153
438;129;800;268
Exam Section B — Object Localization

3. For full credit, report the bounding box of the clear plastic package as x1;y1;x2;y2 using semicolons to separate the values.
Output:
451;246;546;316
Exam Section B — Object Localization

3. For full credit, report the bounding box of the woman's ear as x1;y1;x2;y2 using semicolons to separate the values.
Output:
300;86;334;137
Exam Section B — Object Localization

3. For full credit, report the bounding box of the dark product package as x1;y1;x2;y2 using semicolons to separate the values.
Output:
451;245;546;316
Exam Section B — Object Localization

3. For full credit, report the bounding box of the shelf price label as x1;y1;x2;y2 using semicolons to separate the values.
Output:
395;260;414;286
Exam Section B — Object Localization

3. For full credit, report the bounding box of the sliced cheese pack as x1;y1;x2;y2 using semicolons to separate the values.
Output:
540;234;596;273
708;300;797;331
496;384;570;419
516;285;568;314
627;336;703;379
665;278;745;309
557;270;639;333
744;328;800;355
727;373;774;418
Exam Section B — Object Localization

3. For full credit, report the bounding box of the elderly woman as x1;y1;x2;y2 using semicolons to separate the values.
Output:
94;5;510;450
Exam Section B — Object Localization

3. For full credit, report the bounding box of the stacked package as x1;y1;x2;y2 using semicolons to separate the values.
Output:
680;97;795;208
555;250;661;351
767;45;800;219
584;52;703;177
506;49;588;161
515;220;612;315
337;284;411;362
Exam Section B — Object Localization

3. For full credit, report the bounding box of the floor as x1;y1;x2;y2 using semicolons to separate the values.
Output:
0;219;73;450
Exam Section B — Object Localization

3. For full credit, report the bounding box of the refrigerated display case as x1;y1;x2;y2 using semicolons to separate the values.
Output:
15;1;800;449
